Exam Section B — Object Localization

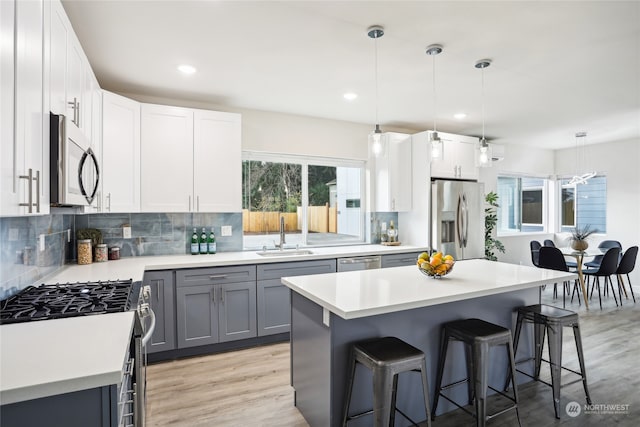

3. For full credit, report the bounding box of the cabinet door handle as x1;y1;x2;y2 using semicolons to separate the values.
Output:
18;168;33;213
76;101;80;127
188;195;191;212
209;274;228;280
212;287;216;303
220;287;225;304
197;196;200;212
155;282;160;302
34;170;40;213
106;192;111;211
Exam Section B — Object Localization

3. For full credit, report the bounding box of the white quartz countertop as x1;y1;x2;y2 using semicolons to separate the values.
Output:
281;259;578;319
0;311;135;405
40;244;426;284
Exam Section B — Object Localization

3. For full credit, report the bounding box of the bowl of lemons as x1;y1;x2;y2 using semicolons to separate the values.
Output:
416;251;455;278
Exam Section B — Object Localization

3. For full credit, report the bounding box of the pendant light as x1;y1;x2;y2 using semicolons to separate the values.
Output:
426;44;443;159
368;26;384;157
568;132;596;185
475;59;492;167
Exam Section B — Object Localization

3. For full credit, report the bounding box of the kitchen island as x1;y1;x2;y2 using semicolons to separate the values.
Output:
281;259;577;427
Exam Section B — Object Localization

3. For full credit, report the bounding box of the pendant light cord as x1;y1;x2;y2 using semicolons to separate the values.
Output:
374;35;379;126
432;53;437;132
481;66;485;140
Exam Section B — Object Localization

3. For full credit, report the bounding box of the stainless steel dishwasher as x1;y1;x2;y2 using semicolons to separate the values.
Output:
337;255;382;272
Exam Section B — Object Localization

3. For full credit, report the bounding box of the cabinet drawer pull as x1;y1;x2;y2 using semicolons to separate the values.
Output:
209;274;228;279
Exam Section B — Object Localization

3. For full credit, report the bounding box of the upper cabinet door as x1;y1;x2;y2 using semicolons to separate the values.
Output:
102;91;140;212
48;0;67;115
102;91;140;213
430;132;479;181
193;109;242;212
14;0;48;215
374;132;412;212
140;104;194;212
0;0;18;216
66;36;83;129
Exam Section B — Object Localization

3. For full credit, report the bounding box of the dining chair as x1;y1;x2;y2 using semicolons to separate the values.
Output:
543;238;577;269
615;246;637;304
538;246;581;307
584;240;622;269
583;247;621;309
530;240;542;267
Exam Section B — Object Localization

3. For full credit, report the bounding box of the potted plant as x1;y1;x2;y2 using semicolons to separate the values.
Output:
485;191;505;261
569;224;597;251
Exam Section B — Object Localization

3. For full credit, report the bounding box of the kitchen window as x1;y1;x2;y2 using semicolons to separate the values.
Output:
497;176;547;234
242;152;365;249
559;176;607;233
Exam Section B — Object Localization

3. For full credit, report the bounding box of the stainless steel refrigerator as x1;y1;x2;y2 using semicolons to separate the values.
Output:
431;179;485;260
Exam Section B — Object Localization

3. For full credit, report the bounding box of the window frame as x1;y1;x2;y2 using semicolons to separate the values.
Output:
496;174;550;236
241;151;367;249
557;174;607;234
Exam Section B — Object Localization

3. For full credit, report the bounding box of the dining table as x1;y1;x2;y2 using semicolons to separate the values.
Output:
559;246;606;310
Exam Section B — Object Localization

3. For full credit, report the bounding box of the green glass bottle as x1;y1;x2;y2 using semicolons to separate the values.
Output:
199;227;208;254
208;228;216;254
190;228;199;255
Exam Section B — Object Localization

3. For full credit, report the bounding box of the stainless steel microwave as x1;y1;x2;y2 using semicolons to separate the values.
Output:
49;113;100;206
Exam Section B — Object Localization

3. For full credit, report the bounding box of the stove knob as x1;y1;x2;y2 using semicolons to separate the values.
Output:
138;302;151;317
142;285;151;300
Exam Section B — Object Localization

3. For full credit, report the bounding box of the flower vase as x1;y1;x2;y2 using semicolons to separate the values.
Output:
571;240;589;251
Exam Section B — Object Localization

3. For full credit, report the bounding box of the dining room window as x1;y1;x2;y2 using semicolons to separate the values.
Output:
559;176;607;233
497;176;547;234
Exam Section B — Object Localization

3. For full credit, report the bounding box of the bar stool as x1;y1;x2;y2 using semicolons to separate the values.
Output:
505;304;592;419
342;336;431;427
431;318;521;427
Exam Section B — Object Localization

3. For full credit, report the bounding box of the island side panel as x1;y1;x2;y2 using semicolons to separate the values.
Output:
291;291;332;427
327;287;539;427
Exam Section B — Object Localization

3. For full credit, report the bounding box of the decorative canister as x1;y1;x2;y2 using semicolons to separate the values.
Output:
95;244;108;262
108;246;121;260
77;239;92;265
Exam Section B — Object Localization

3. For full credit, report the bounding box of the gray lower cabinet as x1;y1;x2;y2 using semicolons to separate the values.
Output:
257;259;336;336
144;270;176;353
176;265;257;349
381;252;423;268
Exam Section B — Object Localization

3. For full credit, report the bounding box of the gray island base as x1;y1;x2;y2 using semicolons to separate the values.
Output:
283;260;577;426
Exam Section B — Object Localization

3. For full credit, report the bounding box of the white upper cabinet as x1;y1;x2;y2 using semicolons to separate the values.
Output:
48;0;67;115
141;104;194;212
102;91;140;213
140;104;242;213
0;0;18;215
193;109;242;212
374;132;412;212
4;0;49;216
429;131;479;180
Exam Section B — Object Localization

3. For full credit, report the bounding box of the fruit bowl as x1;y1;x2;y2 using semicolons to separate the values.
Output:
416;252;455;278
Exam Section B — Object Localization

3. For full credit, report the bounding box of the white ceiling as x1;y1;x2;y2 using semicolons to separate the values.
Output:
62;0;640;149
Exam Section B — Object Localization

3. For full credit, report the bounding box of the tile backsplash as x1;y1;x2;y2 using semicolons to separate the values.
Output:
73;212;243;257
0;214;74;299
369;212;399;244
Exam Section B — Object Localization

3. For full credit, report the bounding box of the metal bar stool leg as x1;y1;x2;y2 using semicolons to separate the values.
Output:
342;351;357;427
372;367;394;427
573;324;592;405
506;337;522;427
546;323;563;419
419;358;432;427
472;342;490;427
431;331;450;420
534;321;546;379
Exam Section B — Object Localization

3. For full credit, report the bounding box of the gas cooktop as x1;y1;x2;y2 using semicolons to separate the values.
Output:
0;279;139;325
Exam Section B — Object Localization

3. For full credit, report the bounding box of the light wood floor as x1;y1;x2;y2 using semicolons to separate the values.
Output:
146;286;640;427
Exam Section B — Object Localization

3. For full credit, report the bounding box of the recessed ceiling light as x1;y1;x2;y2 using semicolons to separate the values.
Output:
454;113;467;120
177;64;197;75
343;92;358;101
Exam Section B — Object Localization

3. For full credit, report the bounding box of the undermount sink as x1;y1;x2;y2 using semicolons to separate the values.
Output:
257;249;314;257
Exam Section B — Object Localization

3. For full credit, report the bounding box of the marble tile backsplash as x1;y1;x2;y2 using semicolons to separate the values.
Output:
369;212;399;244
0;214;74;299
74;212;243;257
